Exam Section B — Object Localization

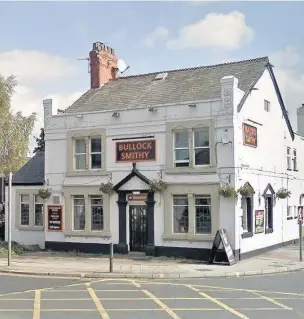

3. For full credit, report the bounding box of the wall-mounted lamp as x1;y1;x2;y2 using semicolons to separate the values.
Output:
112;112;120;118
148;106;157;112
188;104;196;108
75;114;83;119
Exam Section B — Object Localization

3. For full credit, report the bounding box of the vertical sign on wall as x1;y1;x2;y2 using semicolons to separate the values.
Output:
255;210;264;234
47;205;63;231
243;123;257;148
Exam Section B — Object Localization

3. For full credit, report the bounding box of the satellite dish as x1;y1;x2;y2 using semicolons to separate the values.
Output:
117;59;128;73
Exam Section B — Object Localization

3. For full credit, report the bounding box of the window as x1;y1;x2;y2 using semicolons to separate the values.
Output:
174;131;189;167
287;147;291;170
194;128;210;166
294;206;298;219
20;195;29;226
34;195;44;226
90;137;102;169
265;195;273;231
173;195;188;233
73;195;85;230
74;139;86;170
242;197;253;232
264;99;270;112
287;206;292;219
195;196;211;234
293;149;297;171
90;196;103;230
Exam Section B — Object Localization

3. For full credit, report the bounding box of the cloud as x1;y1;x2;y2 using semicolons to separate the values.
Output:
142;26;169;48
0;50;78;82
270;46;304;131
11;86;84;155
166;11;254;50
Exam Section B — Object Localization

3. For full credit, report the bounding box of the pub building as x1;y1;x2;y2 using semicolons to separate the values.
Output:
5;42;304;261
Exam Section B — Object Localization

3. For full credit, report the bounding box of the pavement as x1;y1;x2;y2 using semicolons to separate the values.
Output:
1;273;304;319
0;242;304;279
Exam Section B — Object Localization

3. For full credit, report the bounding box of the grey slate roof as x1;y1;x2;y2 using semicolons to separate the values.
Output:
66;57;269;114
12;152;44;185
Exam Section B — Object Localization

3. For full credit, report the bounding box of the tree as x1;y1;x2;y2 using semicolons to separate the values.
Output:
0;74;36;174
33;128;45;154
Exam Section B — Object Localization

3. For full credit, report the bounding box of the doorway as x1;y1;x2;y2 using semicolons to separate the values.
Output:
129;205;147;252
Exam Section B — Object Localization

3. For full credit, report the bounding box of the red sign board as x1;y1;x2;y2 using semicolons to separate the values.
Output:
243;123;257;148
127;194;147;201
116;139;156;162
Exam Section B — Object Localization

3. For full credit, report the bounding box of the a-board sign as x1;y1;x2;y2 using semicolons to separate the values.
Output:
116;139;156;162
47;205;63;231
208;229;236;266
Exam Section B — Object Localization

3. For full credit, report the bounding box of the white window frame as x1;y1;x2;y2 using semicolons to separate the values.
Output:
90;195;103;231
173;130;190;168
294;206;297;218
292;148;297;171
74;138;87;171
264;99;270;112
193;128;210;167
287;206;292;219
34;195;44;227
73;195;86;231
287;147;291;170
89;136;102;170
194;195;212;234
172;195;189;234
20;194;30;226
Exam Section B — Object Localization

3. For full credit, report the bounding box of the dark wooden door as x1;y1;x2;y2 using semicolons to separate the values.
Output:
129;205;147;252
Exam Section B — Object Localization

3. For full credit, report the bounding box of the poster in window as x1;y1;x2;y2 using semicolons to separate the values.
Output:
255;210;264;234
47;205;63;232
243;123;257;148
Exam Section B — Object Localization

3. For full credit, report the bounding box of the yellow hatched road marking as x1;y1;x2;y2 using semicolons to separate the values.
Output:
32;290;41;319
186;285;249;319
142;290;182;319
250;291;293;310
86;283;110;319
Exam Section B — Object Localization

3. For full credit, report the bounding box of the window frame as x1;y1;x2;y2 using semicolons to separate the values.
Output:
193;128;211;168
287;205;293;220
89;136;102;170
287;147;291;170
20;194;30;226
265;195;274;233
74;138;87;171
172;195;189;234
292;148;297;171
34;195;44;227
241;196;253;237
194;195;212;234
264;99;270;112
90;195;104;231
173;130;190;168
73;195;86;231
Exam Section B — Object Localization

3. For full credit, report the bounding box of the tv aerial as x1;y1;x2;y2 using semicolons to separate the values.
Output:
77;57;90;73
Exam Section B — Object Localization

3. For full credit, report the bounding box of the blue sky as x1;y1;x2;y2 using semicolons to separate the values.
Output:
0;1;303;152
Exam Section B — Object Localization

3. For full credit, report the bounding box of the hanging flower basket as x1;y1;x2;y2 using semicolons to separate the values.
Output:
238;184;255;197
219;184;238;199
38;188;52;200
149;179;167;193
276;188;291;199
99;182;114;195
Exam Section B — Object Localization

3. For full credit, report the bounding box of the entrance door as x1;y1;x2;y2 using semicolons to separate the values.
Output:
129;205;147;252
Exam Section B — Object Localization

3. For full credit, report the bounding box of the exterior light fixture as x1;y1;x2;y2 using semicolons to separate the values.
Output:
148;106;157;112
188;104;196;108
112;112;120;118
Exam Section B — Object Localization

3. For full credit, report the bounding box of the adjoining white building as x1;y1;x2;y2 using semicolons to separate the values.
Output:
6;41;304;260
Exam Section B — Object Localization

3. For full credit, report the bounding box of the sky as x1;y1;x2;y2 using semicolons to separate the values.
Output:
0;1;303;154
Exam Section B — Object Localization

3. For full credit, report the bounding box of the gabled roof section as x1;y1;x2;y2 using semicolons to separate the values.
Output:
66;57;269;114
12;151;44;186
113;163;151;191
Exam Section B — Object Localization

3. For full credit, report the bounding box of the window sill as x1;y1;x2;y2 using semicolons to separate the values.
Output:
241;231;253;238
165;167;216;175
64;230;111;238
265;228;273;234
287;168;292;171
287;216;293;220
163;234;214;242
66;170;107;177
294;169;299;172
18;226;44;231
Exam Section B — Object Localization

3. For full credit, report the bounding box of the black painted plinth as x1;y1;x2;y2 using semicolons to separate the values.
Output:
145;244;155;256
116;243;128;254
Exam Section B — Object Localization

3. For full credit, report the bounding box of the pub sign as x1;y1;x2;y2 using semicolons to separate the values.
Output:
116;139;156;162
47;205;63;231
243;123;257;148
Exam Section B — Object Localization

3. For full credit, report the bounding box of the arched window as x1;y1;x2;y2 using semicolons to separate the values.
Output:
241;182;255;238
263;184;275;234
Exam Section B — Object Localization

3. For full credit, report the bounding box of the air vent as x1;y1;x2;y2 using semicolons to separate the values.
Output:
154;72;168;81
53;196;60;205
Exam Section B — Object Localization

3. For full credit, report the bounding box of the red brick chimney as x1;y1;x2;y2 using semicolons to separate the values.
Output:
89;42;117;89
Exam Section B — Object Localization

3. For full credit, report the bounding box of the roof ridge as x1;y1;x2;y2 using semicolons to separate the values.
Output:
117;56;269;80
